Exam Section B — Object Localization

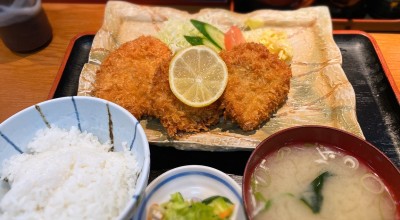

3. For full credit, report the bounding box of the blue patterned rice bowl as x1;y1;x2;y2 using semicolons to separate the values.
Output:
0;96;150;219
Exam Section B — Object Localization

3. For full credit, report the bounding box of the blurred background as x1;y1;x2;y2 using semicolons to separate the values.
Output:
41;0;400;32
235;0;400;18
234;0;400;31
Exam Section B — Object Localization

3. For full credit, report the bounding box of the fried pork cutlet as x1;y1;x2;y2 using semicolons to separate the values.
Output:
219;43;292;131
93;36;172;119
151;60;223;137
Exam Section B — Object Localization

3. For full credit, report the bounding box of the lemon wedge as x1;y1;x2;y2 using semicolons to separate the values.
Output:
169;46;228;107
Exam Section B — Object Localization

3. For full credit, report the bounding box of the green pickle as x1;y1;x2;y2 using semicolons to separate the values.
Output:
151;192;235;220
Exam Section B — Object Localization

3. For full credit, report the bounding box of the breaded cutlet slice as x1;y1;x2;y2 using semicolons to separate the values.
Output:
151;60;223;137
93;36;172;119
219;43;292;131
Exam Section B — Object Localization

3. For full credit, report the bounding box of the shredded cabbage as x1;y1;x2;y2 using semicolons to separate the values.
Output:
157;18;293;63
156;19;202;54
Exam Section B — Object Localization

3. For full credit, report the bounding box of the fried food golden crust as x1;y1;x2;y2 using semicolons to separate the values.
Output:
151;60;223;137
219;43;292;131
93;36;172;119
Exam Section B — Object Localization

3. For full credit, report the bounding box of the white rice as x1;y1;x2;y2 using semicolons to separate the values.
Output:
0;126;139;220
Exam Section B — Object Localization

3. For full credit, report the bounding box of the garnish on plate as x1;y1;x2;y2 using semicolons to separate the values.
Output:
168;45;228;108
148;192;235;220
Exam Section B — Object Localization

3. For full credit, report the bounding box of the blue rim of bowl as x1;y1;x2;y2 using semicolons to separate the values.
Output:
137;165;242;218
1;96;143;152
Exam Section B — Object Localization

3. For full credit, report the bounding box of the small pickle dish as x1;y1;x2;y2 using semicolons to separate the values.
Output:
135;165;246;220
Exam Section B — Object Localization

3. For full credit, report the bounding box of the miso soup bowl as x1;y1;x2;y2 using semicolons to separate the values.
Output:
242;125;400;219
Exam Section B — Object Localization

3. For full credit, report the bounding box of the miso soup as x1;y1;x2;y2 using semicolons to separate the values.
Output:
250;144;398;220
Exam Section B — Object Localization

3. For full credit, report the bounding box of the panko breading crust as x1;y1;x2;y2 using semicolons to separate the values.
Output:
93;36;172;119
94;38;291;137
151;61;223;137
219;43;292;131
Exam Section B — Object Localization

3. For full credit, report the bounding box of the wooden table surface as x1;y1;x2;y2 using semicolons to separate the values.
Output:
1;3;400;123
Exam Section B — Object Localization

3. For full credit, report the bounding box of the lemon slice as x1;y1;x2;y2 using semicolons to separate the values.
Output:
169;46;228;107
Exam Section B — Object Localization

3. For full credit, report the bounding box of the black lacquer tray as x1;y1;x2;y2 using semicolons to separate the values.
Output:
50;31;400;182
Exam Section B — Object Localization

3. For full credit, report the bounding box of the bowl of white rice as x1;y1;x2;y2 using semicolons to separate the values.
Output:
0;96;150;220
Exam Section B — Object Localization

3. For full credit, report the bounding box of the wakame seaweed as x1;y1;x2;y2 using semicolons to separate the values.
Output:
254;192;272;212
300;171;331;213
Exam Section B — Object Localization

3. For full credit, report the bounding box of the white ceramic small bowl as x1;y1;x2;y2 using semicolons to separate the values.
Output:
135;165;246;220
0;96;150;219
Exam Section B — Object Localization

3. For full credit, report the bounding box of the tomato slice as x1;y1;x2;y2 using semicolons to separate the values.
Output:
224;26;246;50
